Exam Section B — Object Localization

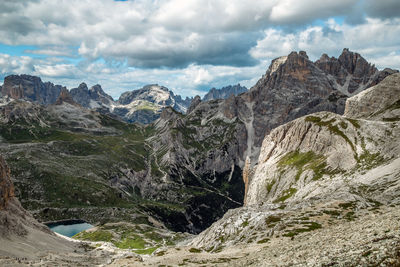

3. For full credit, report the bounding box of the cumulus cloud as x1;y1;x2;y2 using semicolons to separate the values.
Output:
269;0;357;24
364;0;400;19
0;0;378;68
0;0;399;98
250;17;400;70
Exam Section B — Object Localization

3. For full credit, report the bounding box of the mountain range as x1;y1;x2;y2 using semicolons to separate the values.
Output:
0;48;399;265
0;77;249;125
202;84;248;101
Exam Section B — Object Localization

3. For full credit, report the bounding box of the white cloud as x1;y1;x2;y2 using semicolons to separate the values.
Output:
0;1;399;98
0;0;382;68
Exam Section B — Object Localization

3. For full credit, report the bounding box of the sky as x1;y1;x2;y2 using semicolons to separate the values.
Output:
0;0;399;99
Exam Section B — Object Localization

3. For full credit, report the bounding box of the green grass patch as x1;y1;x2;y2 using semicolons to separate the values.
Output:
306;116;356;154
257;238;270;244
278;150;340;182
74;230;113;242
273;187;297;203
265;215;281;225
266;179;276;193
189;248;202;253
282;222;322;237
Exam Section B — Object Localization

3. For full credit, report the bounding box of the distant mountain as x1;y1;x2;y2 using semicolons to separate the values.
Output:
202;84;248;101
70;83;114;109
0;74;64;105
0;76;192;124
112;84;192;124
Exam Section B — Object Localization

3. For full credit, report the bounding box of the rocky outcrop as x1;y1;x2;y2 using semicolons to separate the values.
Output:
246;74;400;206
189;73;400;252
1;74;64;105
0;156;14;210
113;84;192;124
70;83;114;109
344;73;400;119
55;88;79;106
202;84;248;101
187;95;201;114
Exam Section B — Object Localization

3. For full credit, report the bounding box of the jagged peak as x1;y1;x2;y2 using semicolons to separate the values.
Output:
267;55;288;74
54;88;79;106
77;82;88;91
187;95;201;114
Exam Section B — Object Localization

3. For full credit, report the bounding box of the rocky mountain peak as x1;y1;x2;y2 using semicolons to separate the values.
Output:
55;88;78;106
1;74;64;105
338;48;374;76
299;50;309;59
187;95;201;114
203;84;248;101
78;82;88;91
70;82;114;109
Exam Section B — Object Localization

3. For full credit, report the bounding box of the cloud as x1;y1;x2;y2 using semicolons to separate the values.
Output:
250;17;400;70
0;1;399;98
0;54;35;77
364;0;400;19
269;0;357;24
0;0;379;68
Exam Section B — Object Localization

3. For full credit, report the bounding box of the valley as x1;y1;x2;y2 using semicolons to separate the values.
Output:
0;49;399;266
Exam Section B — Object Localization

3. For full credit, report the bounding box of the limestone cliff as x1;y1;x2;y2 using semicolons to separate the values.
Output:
189;73;400;254
1;74;64;105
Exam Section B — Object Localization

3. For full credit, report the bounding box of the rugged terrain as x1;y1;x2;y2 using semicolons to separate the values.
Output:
0;154;115;266
0;49;397;235
202;84;248;101
1;75;193;124
178;73;400;265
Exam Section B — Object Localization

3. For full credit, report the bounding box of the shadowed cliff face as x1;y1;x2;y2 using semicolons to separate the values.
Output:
0;155;14;210
1;75;64;105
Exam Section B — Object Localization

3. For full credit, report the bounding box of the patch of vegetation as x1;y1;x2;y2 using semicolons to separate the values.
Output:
189;248;202;253
282;222;322;237
266;179;276;193
357;138;386;170
322;210;341;216
257;238;270;244
74;230;113;242
306;116;356;154
382;117;400;122
338;202;356;210
346;118;361;129
265;215;281;225
273;187;297;203
278;150;340;182
344;211;356;221
241;220;249;227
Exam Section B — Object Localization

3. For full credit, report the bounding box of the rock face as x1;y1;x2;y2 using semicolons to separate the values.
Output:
190;73;400;252
55;88;79;106
70;83;114;109
226;49;396;165
1;74;64;105
202;84;248;101
246;73;400;206
344;73;400;119
0;156;14;210
113;84;192;124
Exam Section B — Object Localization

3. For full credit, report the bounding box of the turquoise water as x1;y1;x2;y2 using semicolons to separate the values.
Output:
49;222;93;237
